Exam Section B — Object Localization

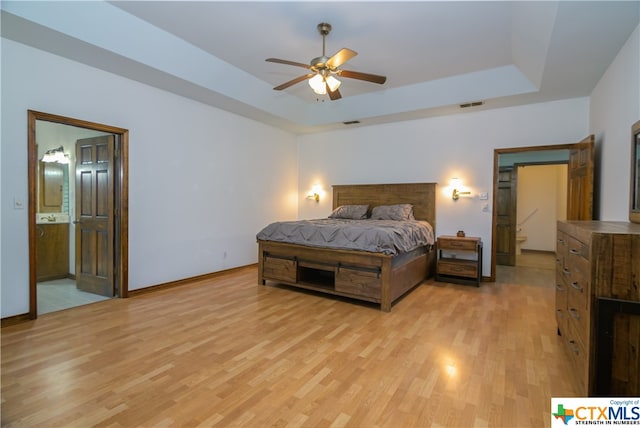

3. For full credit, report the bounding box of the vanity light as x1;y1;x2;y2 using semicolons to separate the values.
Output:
451;178;471;201
41;146;70;164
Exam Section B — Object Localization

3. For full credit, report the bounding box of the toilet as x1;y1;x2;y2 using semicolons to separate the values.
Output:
516;235;527;255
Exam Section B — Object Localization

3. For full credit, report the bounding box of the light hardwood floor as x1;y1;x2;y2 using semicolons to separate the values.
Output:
2;257;578;427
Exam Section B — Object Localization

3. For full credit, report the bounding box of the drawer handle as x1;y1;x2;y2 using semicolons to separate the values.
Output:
570;281;583;292
569;308;580;320
556;283;565;291
569;249;580;255
562;268;570;276
556;309;564;318
568;340;580;355
557;238;565;244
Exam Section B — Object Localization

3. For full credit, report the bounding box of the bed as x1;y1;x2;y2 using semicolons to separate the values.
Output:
257;183;437;311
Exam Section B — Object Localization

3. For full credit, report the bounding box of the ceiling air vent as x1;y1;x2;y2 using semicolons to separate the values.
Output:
459;101;484;109
343;120;361;125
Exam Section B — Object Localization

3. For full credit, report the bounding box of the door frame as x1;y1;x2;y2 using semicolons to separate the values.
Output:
490;142;587;282
27;110;129;319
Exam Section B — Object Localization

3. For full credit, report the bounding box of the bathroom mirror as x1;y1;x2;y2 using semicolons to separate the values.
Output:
630;120;640;223
38;160;68;213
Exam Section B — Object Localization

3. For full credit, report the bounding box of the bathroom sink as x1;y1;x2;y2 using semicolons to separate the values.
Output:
36;213;70;224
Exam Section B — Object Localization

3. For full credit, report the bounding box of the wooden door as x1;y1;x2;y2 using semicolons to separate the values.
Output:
567;136;595;220
496;167;517;266
75;136;115;297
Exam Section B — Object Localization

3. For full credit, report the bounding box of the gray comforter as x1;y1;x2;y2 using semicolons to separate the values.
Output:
256;219;435;255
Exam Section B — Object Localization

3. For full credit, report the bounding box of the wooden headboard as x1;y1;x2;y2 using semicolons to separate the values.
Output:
332;183;437;231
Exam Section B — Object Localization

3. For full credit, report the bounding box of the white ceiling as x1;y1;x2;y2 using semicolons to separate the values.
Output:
2;1;639;133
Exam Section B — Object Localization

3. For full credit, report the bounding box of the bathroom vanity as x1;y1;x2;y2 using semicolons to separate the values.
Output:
36;214;69;282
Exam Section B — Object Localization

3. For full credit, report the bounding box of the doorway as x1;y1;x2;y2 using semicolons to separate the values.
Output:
514;163;567;268
490;137;594;281
27;110;129;319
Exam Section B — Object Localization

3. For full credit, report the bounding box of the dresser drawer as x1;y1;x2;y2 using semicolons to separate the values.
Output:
565;321;588;395
568;237;589;261
556;231;569;268
567;304;589;348
568;255;589;310
556;272;569;335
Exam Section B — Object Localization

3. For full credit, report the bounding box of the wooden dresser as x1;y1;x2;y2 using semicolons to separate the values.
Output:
556;221;640;396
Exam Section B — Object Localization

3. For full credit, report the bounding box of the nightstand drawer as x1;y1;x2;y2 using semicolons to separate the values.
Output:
437;260;478;278
437;237;478;251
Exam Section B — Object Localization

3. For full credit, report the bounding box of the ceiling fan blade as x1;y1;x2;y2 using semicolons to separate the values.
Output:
338;69;387;84
327;85;342;101
266;58;311;69
273;74;314;91
326;48;357;69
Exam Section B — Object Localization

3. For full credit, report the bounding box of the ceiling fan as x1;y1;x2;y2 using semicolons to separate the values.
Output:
266;22;387;101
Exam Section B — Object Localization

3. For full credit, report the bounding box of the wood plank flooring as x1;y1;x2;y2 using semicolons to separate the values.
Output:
2;259;578;427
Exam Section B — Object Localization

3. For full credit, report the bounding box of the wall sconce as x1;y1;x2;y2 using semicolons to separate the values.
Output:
451;178;471;201
306;184;322;202
41;146;70;164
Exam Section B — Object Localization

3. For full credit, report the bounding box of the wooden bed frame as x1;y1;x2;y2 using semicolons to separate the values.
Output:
257;183;437;311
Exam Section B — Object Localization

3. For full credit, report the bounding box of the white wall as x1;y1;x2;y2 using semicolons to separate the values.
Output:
297;98;589;277
1;39;298;317
590;24;640;220
517;164;567;252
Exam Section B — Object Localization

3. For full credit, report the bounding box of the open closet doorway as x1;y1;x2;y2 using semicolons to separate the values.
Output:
27;110;129;319
490;136;594;282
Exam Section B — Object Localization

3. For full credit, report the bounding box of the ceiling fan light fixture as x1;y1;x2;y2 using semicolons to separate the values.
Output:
309;74;327;94
326;75;341;92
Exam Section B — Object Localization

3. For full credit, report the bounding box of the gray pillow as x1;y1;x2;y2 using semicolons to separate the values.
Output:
328;204;369;220
370;204;414;221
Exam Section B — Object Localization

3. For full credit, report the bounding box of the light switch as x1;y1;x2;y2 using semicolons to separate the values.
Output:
479;192;489;200
14;198;24;209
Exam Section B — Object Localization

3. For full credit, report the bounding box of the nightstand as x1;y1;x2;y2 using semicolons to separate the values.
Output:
436;235;482;286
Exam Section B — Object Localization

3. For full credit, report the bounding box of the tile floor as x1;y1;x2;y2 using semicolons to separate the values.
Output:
37;278;112;315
